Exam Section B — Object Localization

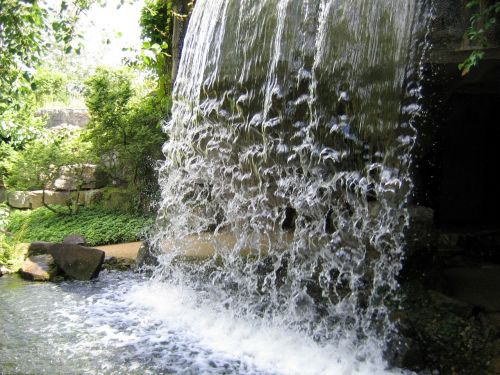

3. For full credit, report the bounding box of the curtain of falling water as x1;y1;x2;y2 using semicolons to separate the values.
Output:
152;0;426;363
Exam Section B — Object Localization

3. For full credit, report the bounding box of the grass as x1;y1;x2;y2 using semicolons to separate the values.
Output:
6;206;154;247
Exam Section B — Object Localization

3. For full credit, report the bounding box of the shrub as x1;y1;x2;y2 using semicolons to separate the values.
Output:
83;67;169;210
6;206;154;246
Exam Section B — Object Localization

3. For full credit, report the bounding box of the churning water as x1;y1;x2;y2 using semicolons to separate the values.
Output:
1;1;429;374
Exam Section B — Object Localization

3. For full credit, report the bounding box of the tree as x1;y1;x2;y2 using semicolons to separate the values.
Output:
83;67;168;208
0;0;95;113
137;0;194;93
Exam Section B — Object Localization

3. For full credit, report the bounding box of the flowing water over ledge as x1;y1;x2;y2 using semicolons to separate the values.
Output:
0;272;408;375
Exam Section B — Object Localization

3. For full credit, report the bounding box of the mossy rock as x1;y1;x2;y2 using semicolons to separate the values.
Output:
392;281;497;374
99;188;136;212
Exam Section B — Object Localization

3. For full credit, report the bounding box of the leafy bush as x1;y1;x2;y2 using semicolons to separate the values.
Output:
32;67;70;107
5;126;95;191
1;206;28;271
0;232;28;271
6;206;154;246
83;67;169;210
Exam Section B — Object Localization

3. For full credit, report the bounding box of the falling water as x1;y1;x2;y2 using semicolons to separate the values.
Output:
151;0;428;372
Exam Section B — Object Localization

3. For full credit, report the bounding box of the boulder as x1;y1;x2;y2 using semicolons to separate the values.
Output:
47;244;105;281
19;254;58;281
102;256;136;271
7;191;31;209
28;190;44;209
63;234;87;246
48;164;106;191
36;108;89;128
42;190;72;206
443;265;500;312
79;189;104;206
28;241;53;256
136;241;159;269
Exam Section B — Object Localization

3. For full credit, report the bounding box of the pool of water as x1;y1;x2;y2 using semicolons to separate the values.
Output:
0;272;403;375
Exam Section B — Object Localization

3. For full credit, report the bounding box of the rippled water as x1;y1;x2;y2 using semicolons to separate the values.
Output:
0;272;408;375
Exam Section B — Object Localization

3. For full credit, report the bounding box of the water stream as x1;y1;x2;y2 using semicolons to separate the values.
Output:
1;1;428;373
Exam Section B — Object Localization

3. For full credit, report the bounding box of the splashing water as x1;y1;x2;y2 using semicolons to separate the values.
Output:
150;0;429;372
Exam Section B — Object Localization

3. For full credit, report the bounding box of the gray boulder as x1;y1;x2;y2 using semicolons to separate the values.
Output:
28;241;54;256
136;241;159;269
27;241;105;280
63;234;87;246
19;255;58;282
48;164;106;191
7;191;31;209
47;244;105;280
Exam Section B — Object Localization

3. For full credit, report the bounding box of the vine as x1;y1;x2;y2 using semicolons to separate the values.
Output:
459;0;500;75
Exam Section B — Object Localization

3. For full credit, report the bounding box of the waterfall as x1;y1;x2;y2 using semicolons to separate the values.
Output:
152;0;427;371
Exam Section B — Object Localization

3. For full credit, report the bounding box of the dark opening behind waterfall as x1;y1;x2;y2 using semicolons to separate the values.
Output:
0;1;432;374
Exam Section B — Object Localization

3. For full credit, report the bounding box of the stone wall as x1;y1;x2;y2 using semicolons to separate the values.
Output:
6;189;104;210
36;108;90;128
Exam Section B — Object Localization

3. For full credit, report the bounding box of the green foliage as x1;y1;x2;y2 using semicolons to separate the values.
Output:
0;234;28;271
1;209;29;271
134;0;194;94
32;68;71;106
83;67;169;208
0;0;96;114
5;127;95;193
6;206;153;246
133;0;173;95
0;0;48;112
460;0;500;75
0;109;44;149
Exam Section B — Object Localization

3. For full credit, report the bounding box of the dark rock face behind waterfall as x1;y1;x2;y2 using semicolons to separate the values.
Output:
153;0;427;367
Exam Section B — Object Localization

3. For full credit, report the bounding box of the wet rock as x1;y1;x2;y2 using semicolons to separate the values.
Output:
443;265;500;312
406;206;436;252
395;281;495;374
19;255;58;282
47;244;105;281
63;234;87;246
427;290;475;318
136;241;159;269
28;241;54;256
102;256;135;271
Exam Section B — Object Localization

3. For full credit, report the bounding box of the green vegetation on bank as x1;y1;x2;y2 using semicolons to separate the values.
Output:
6;206;153;247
